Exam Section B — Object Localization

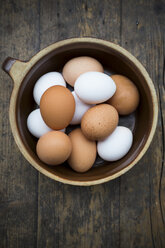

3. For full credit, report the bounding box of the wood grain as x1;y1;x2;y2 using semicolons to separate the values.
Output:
0;0;39;247
0;0;164;247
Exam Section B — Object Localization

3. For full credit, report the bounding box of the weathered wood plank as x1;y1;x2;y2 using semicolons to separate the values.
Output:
145;1;165;246
120;0;165;247
37;0;121;247
39;0;121;49
0;1;39;247
0;0;164;247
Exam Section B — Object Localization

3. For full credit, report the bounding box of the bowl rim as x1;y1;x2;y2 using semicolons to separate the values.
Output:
8;37;158;186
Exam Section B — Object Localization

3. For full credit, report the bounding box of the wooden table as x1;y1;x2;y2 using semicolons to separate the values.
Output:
0;0;164;247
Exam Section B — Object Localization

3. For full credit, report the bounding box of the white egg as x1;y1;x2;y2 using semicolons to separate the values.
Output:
97;126;133;161
27;109;65;138
70;91;94;125
74;71;116;104
33;72;66;105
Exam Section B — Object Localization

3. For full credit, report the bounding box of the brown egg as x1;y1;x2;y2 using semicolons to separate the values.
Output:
40;85;75;130
62;56;104;87
81;104;119;141
107;75;140;115
68;128;96;172
36;131;72;165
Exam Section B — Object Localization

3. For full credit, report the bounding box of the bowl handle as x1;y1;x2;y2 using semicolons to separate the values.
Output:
2;57;28;84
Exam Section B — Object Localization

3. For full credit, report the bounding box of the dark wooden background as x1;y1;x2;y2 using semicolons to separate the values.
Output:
0;0;165;247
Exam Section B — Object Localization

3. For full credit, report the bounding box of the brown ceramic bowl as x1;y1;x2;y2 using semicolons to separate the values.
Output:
2;38;158;186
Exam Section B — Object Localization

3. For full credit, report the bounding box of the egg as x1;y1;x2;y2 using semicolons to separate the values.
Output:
27;109;65;138
62;56;103;87
68;128;96;172
74;71;116;104
40;85;75;130
70;91;94;125
81;104;119;141
97;126;133;161
107;75;140;115
36;131;72;165
33;72;66;105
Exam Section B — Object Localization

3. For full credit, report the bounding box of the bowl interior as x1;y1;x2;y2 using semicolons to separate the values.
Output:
16;41;153;182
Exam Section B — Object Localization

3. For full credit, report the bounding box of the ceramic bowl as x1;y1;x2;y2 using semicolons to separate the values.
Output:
2;38;158;186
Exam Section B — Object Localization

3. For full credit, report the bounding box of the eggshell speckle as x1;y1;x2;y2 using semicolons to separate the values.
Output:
74;71;116;104
62;56;103;87
107;75;140;115
81;104;119;141
36;131;72;165
33;72;66;105
68;128;96;172
40;85;75;130
70;91;94;125
97;126;133;161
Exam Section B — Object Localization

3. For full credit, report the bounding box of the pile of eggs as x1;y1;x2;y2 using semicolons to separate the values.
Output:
27;56;140;173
